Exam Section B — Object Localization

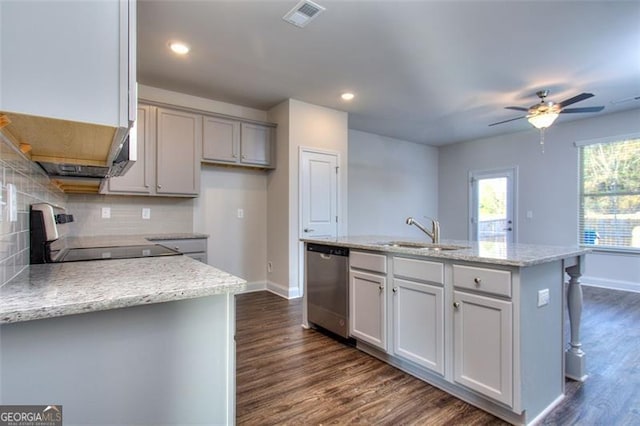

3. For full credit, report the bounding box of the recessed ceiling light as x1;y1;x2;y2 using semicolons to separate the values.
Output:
169;42;190;55
341;92;355;101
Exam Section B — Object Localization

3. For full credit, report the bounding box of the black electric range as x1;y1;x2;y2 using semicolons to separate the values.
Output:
57;244;181;262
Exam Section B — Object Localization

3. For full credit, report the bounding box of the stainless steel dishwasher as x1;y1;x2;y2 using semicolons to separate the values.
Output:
306;243;350;338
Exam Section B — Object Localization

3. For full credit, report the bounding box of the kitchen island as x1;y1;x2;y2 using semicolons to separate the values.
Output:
0;255;245;425
302;236;588;426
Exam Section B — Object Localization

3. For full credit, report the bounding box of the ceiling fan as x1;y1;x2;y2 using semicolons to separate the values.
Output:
489;90;605;128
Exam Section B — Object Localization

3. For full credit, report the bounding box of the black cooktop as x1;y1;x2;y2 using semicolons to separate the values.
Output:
57;244;181;262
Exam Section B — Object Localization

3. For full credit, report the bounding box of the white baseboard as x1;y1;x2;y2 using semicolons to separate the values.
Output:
236;281;267;294
582;276;640;293
266;281;302;299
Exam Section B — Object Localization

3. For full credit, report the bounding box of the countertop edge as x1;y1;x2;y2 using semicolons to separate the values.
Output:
1;280;246;325
301;237;590;267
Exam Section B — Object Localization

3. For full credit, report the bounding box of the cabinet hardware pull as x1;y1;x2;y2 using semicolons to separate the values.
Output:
474;277;482;285
157;184;162;189
379;285;384;291
453;302;460;309
303;228;315;233
392;287;398;293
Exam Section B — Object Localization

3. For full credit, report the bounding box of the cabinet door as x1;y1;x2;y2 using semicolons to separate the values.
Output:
156;108;201;195
240;123;272;167
392;279;444;375
202;116;240;163
108;105;153;194
453;290;513;406
1;0;133;128
350;270;386;350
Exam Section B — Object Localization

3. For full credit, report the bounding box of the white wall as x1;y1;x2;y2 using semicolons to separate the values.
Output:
193;166;267;286
438;108;640;291
266;99;349;298
348;129;438;237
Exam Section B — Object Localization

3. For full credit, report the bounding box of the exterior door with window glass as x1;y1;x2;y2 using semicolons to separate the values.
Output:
469;168;516;243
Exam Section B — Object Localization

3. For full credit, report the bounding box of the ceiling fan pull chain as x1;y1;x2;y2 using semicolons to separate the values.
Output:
539;128;546;154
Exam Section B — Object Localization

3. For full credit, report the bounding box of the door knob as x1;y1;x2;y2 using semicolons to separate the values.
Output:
304;228;315;233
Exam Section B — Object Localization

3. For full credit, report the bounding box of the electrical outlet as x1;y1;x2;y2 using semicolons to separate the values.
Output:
538;288;550;307
142;208;151;220
526;210;534;219
237;208;244;219
267;261;273;273
101;207;111;219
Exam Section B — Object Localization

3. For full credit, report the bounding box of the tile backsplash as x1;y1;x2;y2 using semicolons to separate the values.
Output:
0;132;65;287
65;195;194;236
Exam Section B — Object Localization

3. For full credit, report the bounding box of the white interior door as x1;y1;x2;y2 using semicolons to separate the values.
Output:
300;149;339;239
469;168;517;243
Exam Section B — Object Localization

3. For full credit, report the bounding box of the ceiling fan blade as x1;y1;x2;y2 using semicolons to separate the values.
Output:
560;106;605;113
505;106;529;112
488;115;526;126
558;92;594;108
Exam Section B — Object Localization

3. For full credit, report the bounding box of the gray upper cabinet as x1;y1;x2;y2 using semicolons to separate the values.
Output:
156;108;201;196
104;105;201;197
202;118;275;169
202;116;241;164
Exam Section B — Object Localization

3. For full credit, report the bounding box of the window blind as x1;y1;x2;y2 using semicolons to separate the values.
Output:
578;136;640;252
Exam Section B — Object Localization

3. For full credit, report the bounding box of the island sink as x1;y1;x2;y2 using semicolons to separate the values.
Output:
376;241;469;251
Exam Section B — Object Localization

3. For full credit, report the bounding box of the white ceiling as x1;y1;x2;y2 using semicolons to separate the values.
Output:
138;0;640;146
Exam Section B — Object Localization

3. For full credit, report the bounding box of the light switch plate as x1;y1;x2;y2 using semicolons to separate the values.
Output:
101;207;111;219
142;208;151;220
237;208;244;219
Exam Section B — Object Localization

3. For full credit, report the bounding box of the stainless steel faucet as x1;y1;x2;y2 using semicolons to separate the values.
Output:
406;217;440;244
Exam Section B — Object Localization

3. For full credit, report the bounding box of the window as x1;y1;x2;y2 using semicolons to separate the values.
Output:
578;134;640;252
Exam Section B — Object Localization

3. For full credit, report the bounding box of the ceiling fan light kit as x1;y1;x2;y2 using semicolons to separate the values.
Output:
489;89;605;153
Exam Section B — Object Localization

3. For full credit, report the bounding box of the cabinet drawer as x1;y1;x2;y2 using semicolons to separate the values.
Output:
155;238;207;254
393;257;444;285
453;264;511;297
350;251;387;274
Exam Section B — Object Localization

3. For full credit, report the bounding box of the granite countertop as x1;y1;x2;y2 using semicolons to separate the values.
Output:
301;235;589;267
0;255;245;324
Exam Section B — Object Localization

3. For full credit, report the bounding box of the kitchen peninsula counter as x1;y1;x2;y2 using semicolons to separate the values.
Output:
0;255;245;324
1;251;243;425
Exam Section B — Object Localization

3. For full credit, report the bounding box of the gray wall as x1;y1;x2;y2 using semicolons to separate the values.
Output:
193;165;267;286
348;130;439;237
438;108;640;290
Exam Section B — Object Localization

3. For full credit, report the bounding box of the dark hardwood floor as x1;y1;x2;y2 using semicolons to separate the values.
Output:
236;286;640;425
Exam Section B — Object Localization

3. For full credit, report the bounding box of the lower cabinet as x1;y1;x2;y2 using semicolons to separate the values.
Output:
350;270;386;350
452;290;513;406
153;237;208;264
392;278;444;375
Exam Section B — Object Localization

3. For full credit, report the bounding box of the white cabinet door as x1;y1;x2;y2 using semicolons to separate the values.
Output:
156;108;201;195
202;116;240;164
350;270;386;350
392;278;444;375
453;290;513;406
1;0;134;128
240;123;272;166
108;105;153;194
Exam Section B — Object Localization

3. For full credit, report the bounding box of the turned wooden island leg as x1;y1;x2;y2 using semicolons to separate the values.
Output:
565;256;588;381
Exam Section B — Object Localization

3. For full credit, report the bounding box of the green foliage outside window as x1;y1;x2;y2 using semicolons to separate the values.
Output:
580;138;640;249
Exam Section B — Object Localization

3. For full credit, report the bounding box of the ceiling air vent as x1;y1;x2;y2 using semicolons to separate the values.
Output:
283;0;325;28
